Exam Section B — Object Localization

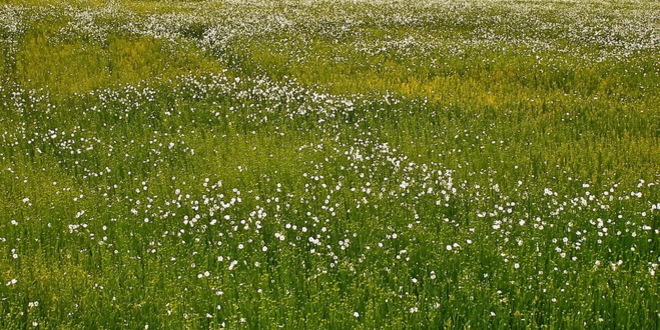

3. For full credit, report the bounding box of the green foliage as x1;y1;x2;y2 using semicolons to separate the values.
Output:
0;0;657;328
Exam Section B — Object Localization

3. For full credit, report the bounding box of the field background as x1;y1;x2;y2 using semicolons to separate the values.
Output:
0;0;658;328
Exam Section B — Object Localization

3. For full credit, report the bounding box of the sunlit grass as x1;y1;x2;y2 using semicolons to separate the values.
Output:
0;0;658;328
15;28;223;96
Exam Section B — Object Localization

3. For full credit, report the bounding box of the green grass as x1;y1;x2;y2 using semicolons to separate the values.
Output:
0;0;658;328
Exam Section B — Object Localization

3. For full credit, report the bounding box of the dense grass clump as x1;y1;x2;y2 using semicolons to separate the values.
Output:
0;0;658;328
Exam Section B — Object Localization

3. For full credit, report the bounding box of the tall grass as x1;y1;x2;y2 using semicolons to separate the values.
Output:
0;0;658;328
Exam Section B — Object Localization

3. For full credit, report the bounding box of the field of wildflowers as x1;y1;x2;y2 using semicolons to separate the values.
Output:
0;0;658;328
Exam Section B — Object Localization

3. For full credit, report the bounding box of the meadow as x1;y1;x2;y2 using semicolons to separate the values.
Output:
0;0;658;328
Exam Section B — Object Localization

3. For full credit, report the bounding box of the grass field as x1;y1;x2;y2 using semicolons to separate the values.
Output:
0;0;658;328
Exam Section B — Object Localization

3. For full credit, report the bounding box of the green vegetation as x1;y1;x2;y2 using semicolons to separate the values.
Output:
0;0;658;328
